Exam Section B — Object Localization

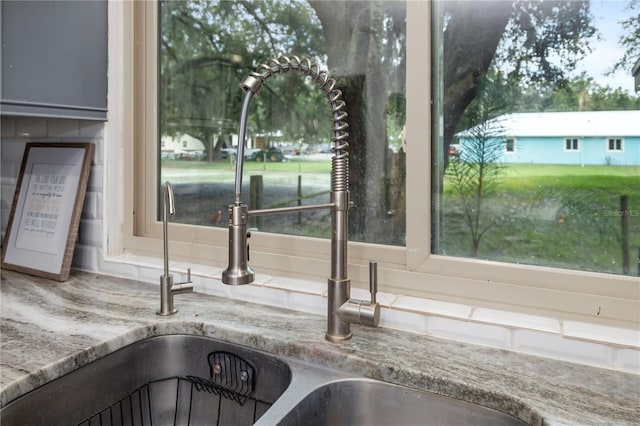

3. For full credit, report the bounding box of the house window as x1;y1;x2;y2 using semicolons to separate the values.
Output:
608;138;623;151
130;1;638;327
504;138;515;153
565;138;579;151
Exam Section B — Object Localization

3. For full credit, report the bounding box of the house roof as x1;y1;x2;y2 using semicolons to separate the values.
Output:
460;110;640;138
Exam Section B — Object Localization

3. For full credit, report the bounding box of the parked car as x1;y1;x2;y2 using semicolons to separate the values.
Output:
220;147;236;160
220;147;265;161
243;148;260;160
247;148;284;162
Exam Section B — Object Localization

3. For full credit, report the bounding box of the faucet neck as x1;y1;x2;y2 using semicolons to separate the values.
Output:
225;56;380;343
162;181;175;277
234;90;256;204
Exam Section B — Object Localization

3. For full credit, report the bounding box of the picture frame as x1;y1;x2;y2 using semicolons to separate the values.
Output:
2;142;94;281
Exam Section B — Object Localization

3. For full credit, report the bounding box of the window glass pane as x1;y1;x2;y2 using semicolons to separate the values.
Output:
565;138;579;151
433;0;640;276
159;0;406;245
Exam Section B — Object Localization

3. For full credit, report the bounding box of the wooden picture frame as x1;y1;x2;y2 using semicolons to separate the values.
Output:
2;142;94;281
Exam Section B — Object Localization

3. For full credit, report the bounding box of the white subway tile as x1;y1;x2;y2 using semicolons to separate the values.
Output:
231;284;288;309
47;119;79;137
82;191;99;219
1;140;27;162
350;286;374;301
197;277;231;298
287;292;326;315
88;165;103;192
78;219;102;246
371;291;395;307
563;321;640;348
380;309;428;334
1;206;11;232
78;121;104;138
188;275;207;295
198;265;224;279
392;296;471;319
472;308;561;334
15;117;47;137
98;256;141;278
90;141;103;166
264;276;325;295
614;348;640;373
1;117;15;137
1;162;19;181
514;329;613;368
72;244;100;271
428;316;512;349
251;272;274;286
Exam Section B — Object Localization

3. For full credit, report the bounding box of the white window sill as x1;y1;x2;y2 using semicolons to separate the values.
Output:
95;253;640;375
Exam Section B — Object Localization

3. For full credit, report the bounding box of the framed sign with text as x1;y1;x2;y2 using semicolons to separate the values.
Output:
2;142;94;281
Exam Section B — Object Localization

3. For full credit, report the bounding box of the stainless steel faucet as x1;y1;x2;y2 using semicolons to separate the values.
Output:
222;56;380;343
158;181;193;315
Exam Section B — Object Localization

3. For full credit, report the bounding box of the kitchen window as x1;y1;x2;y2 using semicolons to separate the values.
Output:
125;1;638;327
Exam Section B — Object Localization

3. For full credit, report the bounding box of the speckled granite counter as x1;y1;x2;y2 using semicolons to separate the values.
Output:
1;269;638;425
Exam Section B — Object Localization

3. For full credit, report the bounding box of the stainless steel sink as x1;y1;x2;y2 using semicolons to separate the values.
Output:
1;334;532;426
274;378;527;426
0;335;292;426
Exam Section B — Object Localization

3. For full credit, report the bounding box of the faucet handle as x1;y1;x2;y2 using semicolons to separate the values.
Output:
369;260;378;305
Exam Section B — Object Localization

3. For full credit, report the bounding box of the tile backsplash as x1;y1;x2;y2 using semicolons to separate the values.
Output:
1;116;638;375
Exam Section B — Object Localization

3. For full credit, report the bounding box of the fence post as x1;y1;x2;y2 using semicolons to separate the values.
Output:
621;195;630;275
250;175;263;229
297;175;302;225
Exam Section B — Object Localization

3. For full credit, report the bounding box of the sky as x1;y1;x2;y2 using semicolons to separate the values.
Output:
575;0;636;93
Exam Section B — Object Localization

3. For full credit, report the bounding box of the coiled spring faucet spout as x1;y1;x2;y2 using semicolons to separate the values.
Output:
222;56;379;343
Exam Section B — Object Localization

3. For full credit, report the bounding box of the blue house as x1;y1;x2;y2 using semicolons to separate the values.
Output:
457;110;640;166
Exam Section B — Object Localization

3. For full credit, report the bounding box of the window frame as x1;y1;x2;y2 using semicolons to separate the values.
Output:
504;137;516;154
564;137;580;152
115;1;639;329
607;137;623;152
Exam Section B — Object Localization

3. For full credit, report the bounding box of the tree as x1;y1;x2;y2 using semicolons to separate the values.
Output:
443;1;597;169
512;73;640;112
447;75;509;256
611;0;640;75
309;1;406;240
160;0;407;241
160;0;328;160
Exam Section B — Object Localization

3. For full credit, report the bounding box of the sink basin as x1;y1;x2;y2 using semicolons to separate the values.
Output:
276;378;527;426
0;335;292;426
2;334;532;426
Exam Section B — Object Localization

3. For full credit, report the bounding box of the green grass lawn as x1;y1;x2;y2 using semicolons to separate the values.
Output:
163;159;639;275
442;164;640;275
161;157;331;174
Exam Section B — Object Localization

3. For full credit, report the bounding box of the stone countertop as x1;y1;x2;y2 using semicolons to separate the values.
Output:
1;269;638;425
